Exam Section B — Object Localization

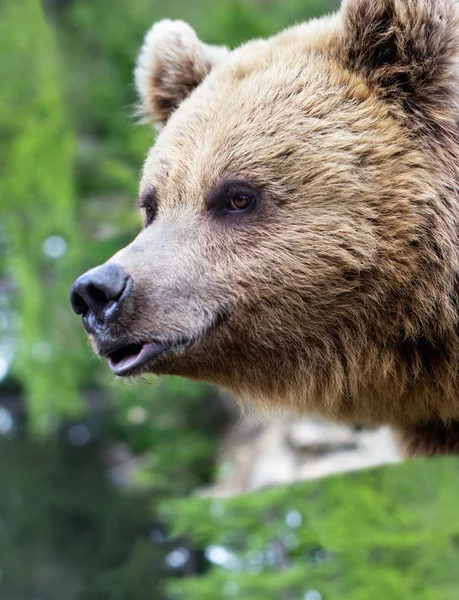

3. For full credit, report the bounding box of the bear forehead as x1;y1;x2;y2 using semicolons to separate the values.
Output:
140;27;395;208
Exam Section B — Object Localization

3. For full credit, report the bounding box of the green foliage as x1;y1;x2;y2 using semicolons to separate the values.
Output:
110;378;230;494
0;0;85;430
166;458;459;599
0;434;165;600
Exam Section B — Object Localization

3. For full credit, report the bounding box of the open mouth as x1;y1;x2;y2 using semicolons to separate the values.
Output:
104;310;229;377
107;341;170;376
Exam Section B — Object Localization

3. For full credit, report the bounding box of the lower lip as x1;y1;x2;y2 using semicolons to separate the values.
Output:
108;341;168;376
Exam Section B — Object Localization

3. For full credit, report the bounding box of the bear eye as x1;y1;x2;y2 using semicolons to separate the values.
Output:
227;193;254;212
138;189;157;227
145;205;156;226
207;179;259;216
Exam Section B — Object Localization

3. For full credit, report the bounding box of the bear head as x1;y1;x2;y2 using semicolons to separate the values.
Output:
71;0;459;429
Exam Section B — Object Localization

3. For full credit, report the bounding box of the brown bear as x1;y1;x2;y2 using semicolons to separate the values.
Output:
71;0;459;457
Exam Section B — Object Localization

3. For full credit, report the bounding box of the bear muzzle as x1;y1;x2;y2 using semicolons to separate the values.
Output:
70;260;230;377
70;263;173;375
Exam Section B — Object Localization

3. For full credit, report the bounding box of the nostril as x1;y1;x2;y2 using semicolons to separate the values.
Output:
87;284;110;310
70;290;89;316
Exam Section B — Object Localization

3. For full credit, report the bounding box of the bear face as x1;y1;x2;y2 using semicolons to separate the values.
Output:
71;0;459;449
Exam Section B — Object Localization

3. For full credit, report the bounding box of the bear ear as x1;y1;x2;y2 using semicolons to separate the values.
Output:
341;0;459;111
134;20;229;125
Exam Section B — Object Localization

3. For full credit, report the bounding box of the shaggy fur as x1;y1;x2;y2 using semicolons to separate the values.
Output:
79;0;459;457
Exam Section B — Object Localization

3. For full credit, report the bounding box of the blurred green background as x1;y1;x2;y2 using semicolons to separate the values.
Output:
2;1;458;599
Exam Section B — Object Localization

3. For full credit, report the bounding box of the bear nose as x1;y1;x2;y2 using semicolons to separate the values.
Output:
70;264;130;328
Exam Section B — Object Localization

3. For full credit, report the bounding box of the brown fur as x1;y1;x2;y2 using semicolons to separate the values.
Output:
79;0;459;457
396;419;459;456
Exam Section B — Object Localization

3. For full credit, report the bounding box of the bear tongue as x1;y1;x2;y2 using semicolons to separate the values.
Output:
108;341;166;376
